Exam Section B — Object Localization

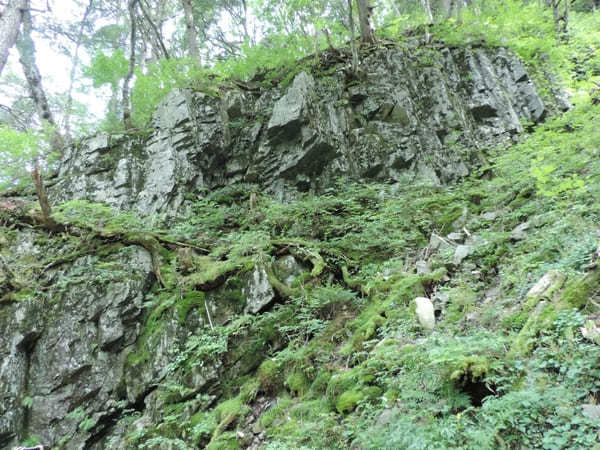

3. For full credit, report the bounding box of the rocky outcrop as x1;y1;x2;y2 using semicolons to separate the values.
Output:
52;45;551;217
0;238;154;449
0;43;567;449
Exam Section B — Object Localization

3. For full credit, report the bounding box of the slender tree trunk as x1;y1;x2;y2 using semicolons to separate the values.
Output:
138;0;169;59
0;0;27;77
240;0;250;42
421;0;434;23
388;0;402;17
16;1;63;150
550;0;569;41
347;0;359;72
182;0;200;61
32;165;57;230
64;0;94;143
122;0;138;129
562;0;569;41
356;0;375;44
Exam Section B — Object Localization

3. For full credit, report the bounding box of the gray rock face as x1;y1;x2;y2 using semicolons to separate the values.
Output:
0;43;565;448
453;244;474;265
511;221;530;241
272;255;308;287
582;404;600;420
0;244;154;449
243;266;276;314
51;45;554;216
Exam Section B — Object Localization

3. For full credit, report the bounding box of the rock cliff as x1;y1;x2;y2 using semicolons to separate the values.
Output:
0;43;566;449
52;45;549;216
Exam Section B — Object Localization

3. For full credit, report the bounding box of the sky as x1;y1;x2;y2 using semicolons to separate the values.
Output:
1;0;108;131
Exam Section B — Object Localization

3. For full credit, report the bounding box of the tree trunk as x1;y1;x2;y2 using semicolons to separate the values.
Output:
550;0;569;41
31;165;57;231
240;0;250;43
182;0;200;61
138;0;169;59
16;1;63;151
0;0;27;77
356;0;375;44
122;0;138;129
562;0;569;41
421;0;434;23
347;0;359;72
64;0;94;143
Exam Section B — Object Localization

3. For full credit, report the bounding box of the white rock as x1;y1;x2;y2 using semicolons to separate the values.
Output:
243;266;276;314
581;321;600;343
414;297;435;330
526;270;566;299
452;244;473;265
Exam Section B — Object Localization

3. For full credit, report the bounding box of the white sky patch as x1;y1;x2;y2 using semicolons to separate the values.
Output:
0;0;106;131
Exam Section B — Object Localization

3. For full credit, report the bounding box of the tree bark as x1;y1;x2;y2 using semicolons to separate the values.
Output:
550;0;569;41
0;0;27;77
182;0;200;61
64;0;94;143
31;165;57;231
421;0;434;23
356;0;375;44
347;0;358;72
122;0;138;129
16;1;63;150
138;0;169;59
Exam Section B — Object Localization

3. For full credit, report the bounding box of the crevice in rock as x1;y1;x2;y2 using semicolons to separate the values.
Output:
18;329;40;440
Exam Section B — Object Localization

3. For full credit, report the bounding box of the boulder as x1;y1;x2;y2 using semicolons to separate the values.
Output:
414;297;436;330
453;245;474;265
243;266;276;314
511;221;530;241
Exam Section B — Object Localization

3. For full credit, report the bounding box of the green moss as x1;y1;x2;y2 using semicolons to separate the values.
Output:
308;369;332;397
444;285;478;323
435;205;464;231
285;371;309;397
126;292;176;366
11;288;35;302
449;355;490;383
239;378;260;403
336;390;364;414
184;257;253;289
206;431;240;450
258;359;283;394
510;301;567;356
258;396;293;430
561;270;599;309
213;396;249;436
384;389;400;403
176;290;205;324
501;312;529;331
511;270;599;356
325;367;376;407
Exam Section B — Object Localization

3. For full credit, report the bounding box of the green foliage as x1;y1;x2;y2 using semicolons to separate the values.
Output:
21;396;33;408
52;200;145;232
6;8;600;449
434;0;566;67
284;371;309;397
85;50;129;89
257;359;283;394
131;58;210;127
335;390;363;414
0;126;53;191
21;436;42;447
